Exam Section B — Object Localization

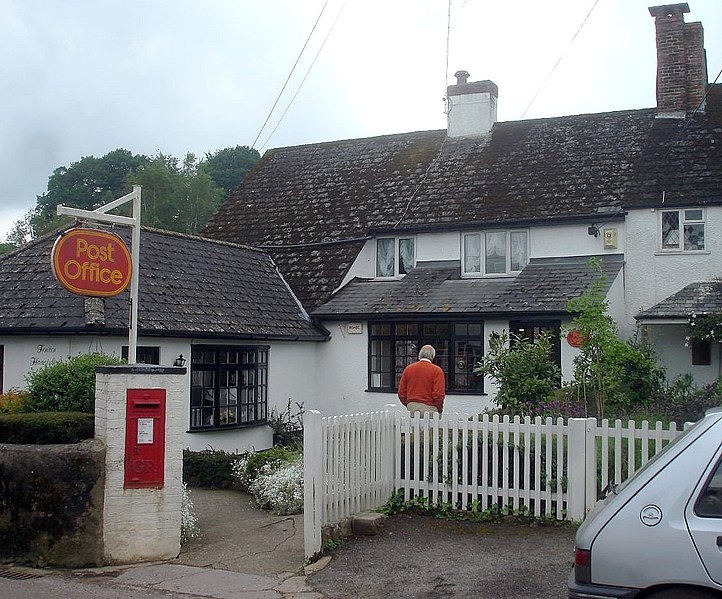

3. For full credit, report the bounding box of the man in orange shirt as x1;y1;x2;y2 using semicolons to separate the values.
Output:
397;344;446;416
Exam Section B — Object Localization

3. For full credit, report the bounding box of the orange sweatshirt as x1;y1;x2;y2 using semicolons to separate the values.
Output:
397;359;446;413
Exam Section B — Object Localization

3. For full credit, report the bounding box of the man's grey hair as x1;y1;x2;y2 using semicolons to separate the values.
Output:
418;345;436;361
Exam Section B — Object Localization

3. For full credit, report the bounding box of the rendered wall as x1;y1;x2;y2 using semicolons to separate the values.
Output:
645;324;720;385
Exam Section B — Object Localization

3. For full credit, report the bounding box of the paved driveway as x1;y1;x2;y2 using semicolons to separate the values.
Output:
307;514;577;599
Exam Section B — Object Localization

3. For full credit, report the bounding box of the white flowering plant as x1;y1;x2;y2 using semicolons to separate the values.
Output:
231;447;304;515
250;457;304;515
181;482;200;544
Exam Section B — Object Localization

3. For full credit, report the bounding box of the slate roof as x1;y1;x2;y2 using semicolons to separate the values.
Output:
203;98;722;311
0;227;326;340
636;281;722;320
311;255;624;319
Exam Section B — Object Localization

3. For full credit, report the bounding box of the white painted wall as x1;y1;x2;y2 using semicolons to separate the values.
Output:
645;324;720;385
625;207;722;331
531;222;624;258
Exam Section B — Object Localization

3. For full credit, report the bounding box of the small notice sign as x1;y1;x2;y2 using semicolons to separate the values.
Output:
347;323;363;334
137;418;154;444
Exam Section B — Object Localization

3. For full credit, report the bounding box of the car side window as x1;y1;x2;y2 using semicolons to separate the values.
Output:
695;458;722;518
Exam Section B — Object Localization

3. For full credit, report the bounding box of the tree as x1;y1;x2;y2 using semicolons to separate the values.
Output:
566;258;665;419
36;148;149;219
199;145;259;196
128;153;224;234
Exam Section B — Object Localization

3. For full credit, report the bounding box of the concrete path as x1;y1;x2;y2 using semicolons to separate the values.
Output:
0;487;323;599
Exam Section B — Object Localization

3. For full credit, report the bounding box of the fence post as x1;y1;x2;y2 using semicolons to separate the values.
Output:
384;404;400;499
304;410;323;560
567;418;593;521
583;418;597;515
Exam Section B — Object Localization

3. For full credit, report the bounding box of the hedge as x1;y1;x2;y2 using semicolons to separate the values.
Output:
0;412;94;444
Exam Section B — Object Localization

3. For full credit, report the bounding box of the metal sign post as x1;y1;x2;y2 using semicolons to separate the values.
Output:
57;185;142;364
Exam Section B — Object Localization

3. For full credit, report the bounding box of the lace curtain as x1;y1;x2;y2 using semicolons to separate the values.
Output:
485;232;506;274
510;231;528;271
376;238;395;277
464;234;481;273
399;238;414;274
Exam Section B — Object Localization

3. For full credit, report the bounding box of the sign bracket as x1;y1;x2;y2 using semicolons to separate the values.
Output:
57;186;141;364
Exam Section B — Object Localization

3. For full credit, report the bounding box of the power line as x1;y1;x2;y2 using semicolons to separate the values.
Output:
251;1;329;149
260;4;346;152
520;0;600;119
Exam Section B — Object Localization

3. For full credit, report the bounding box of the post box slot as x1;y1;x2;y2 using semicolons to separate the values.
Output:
133;401;161;408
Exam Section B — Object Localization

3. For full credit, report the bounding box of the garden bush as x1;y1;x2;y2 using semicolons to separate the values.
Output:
183;448;242;488
636;375;722;424
0;389;31;414
25;352;124;413
231;446;301;492
249;457;304;515
0;412;94;444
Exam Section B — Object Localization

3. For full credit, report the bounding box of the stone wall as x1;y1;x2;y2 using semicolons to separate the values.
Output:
0;439;105;566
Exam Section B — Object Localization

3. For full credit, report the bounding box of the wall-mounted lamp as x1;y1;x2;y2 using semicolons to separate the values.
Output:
587;224;600;237
173;354;186;367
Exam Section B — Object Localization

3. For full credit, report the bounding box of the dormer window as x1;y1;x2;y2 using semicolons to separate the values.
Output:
376;237;415;277
661;209;704;251
462;230;528;276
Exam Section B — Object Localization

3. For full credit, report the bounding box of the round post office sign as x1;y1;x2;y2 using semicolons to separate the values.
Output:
566;330;585;348
51;228;132;297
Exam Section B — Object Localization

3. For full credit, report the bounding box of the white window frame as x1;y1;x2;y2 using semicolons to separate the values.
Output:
660;208;705;252
375;236;416;278
461;230;528;277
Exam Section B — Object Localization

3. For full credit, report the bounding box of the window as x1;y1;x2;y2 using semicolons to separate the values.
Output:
463;230;528;276
661;209;705;251
376;237;415;277
368;320;483;393
695;457;722;518
692;340;712;366
190;346;268;430
509;320;562;368
121;346;160;365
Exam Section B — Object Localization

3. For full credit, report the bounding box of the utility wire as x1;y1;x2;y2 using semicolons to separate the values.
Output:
260;4;346;152
520;0;600;119
660;64;722;163
251;1;329;149
393;0;452;229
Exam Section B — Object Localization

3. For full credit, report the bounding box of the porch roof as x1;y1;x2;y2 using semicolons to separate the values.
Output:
636;281;722;321
311;254;624;319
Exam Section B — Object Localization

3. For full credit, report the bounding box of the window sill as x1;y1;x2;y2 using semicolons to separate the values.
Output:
654;250;710;256
187;421;268;433
460;272;520;279
365;388;487;396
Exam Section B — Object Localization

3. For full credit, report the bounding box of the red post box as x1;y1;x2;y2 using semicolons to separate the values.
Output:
124;389;166;489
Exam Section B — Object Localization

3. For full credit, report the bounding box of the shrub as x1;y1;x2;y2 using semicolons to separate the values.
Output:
25;353;124;413
474;331;561;415
183;448;242;488
0;389;31;414
641;375;722;424
0;412;94;444
269;399;304;449
231;446;301;492
249;458;304;515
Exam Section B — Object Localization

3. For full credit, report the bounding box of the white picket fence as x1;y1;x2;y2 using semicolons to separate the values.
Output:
303;405;684;559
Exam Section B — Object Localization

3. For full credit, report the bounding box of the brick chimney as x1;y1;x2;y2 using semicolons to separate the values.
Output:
446;71;498;137
648;3;708;117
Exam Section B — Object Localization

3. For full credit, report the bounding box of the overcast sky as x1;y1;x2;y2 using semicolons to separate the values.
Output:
2;0;721;239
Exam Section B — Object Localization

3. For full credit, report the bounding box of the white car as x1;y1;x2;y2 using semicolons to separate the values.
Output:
569;408;722;599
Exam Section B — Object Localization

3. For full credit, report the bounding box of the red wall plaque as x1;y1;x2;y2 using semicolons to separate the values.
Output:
51;228;132;297
566;330;584;348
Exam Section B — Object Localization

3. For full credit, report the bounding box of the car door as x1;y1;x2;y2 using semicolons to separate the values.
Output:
685;443;722;586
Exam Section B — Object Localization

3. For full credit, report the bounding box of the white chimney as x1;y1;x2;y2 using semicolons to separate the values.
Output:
446;71;498;137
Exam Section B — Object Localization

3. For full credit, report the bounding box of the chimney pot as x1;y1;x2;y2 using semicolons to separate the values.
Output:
454;70;470;85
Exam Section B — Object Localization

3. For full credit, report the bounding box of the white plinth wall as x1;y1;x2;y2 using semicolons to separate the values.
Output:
95;365;187;563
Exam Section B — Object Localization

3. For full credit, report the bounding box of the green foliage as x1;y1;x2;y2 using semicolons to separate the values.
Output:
183;448;242;489
643;375;722;424
474;331;562;414
0;389;32;414
688;313;722;344
0;412;94;443
0;242;16;255
566;258;665;419
269;399;304;449
232;446;302;490
128;152;224;234
25;353;124;413
199;145;260;196
380;490;567;526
